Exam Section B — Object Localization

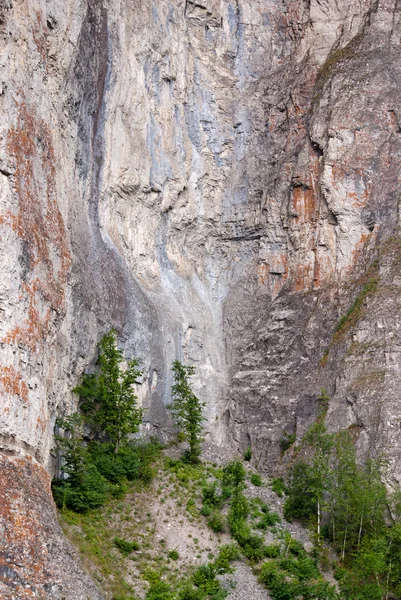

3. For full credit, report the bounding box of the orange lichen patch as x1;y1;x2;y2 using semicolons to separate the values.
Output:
291;186;317;222
36;416;46;431
293;262;314;292
4;99;71;352
257;263;269;285
0;366;29;405
5;281;52;351
0;455;58;598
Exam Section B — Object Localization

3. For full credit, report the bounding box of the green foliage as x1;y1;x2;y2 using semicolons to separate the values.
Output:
251;499;280;529
74;329;143;452
280;431;296;454
114;537;140;556
188;544;239;599
222;460;246;489
53;424;160;512
334;276;379;339
207;510;225;533
250;473;263;487
263;544;281;558
271;478;286;497
52;333;163;513
178;585;207;600
281;422;401;599
284;462;318;522
317;388;330;413
168;549;180;561
202;482;223;509
52;463;110;513
258;547;338;600
213;544;241;571
146;581;175;600
243;447;252;461
52;414;110;512
169;361;205;464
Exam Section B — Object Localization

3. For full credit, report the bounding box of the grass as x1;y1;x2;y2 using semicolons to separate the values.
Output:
58;450;335;600
320;260;380;366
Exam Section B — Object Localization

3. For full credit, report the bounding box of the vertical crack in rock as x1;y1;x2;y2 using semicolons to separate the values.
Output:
68;0;165;430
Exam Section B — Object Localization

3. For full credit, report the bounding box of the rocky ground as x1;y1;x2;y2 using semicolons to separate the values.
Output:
58;445;335;599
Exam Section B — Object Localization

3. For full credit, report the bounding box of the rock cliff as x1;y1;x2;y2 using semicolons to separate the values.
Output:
1;0;401;596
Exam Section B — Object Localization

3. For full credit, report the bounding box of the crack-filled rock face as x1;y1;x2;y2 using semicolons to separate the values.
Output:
2;0;401;596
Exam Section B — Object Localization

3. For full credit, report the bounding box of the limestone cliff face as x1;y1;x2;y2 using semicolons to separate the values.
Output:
1;0;401;596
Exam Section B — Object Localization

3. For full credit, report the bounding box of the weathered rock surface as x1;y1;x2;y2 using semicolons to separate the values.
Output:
2;0;401;595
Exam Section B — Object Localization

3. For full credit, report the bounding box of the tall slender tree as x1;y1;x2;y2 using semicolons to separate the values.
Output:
74;329;143;452
169;360;205;463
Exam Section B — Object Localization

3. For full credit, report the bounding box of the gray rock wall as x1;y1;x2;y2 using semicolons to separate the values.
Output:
2;0;401;595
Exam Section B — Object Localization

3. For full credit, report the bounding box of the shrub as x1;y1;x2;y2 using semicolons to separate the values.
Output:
114;537;140;556
200;504;212;517
280;431;296;453
202;482;222;508
168;549;179;560
207;510;225;533
250;473;263;487
214;544;241;572
228;491;249;524
271;478;286;497
222;461;246;489
244;447;252;461
263;544;281;558
146;581;175;600
89;441;140;484
192;565;220;594
178;585;207;600
52;463;109;513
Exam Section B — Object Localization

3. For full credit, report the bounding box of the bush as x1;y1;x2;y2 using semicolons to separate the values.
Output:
52;463;109;513
214;544;241;572
168;549;179;560
178;585;207;600
271;478;286;497
250;473;263;487
222;461;246;489
263;544;281;558
244;447;252;461
256;511;281;529
146;581;175;600
200;504;212;517
192;565;220;594
228;491;249;524
114;537;140;556
89;441;140;484
202;482;222;508
280;431;296;453
207;510;225;533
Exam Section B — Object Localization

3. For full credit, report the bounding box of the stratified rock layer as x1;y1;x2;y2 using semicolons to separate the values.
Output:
2;0;401;595
0;454;103;599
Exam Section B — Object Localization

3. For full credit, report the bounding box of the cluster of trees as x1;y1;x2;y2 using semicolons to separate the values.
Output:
283;418;401;599
52;330;205;512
